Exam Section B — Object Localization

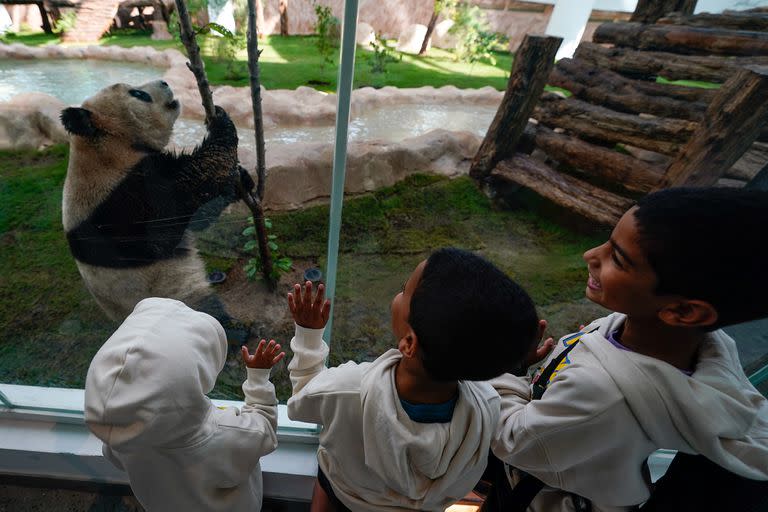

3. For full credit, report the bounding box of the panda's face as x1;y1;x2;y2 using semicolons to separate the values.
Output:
62;80;181;151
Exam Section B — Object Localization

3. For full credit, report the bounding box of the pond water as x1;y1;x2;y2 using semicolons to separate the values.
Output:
172;104;496;150
0;59;166;105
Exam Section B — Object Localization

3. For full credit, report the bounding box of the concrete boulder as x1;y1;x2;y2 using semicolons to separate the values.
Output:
0;93;68;150
357;21;376;46
396;24;428;54
260;128;481;211
431;19;457;49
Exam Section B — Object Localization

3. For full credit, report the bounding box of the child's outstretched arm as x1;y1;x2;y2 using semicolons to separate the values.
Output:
212;339;284;464
287;281;331;395
240;339;285;436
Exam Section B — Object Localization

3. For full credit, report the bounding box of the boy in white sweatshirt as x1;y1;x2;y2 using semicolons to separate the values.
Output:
84;297;284;512
490;187;768;511
286;247;546;511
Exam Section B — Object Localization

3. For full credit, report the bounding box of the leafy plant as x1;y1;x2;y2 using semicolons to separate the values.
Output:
168;0;208;41
52;11;78;35
203;23;247;80
242;217;293;281
313;1;339;72
367;36;399;75
448;2;503;65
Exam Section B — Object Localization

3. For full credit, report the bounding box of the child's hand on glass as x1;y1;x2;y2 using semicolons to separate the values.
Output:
241;339;285;369
525;319;555;368
288;281;331;329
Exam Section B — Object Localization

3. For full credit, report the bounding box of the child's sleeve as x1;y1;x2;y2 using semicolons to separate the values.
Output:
489;369;634;493
215;367;278;456
286;324;330;422
287;324;329;394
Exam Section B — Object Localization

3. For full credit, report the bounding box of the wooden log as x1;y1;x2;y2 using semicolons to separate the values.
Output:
550;59;709;121
554;58;715;102
575;41;768;83
491;155;634;226
593;22;768;57
470;34;561;180
658;11;768;32
534;94;698;155
659;65;768;188
631;0;696;24
533;125;664;193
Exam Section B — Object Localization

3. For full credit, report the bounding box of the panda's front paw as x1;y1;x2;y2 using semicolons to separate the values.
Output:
238;165;256;193
207;106;238;146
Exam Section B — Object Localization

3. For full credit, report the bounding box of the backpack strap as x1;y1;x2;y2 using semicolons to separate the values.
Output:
531;332;585;399
487;329;597;512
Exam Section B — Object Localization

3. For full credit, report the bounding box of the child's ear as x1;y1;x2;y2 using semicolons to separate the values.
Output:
397;329;418;358
60;107;99;137
658;299;718;328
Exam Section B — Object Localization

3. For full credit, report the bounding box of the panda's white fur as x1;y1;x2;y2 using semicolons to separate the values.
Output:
75;242;211;321
61;80;245;322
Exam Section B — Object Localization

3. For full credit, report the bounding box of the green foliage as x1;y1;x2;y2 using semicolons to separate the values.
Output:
366;36;399;76
167;0;208;41
313;1;339;71
52;11;78;35
203;23;248;80
242;217;293;282
449;2;504;65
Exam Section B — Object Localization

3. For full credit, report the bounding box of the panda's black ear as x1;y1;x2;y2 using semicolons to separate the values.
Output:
60;107;99;137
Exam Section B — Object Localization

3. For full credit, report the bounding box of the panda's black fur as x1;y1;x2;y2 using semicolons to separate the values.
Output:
61;80;253;343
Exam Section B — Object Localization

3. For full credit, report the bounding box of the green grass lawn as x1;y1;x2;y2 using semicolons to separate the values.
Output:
0;146;606;400
1;29;514;91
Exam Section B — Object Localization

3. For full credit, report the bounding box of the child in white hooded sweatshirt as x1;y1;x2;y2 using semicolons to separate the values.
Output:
490;187;768;512
84;297;284;512
285;248;547;511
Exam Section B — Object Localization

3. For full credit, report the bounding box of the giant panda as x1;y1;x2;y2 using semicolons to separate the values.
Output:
60;80;252;342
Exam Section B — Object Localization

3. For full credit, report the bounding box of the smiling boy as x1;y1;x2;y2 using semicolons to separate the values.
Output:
489;188;768;511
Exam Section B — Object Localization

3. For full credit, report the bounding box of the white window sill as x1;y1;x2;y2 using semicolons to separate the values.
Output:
0;383;319;502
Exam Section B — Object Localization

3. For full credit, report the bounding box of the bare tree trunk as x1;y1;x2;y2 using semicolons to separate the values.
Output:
246;0;275;288
279;0;288;36
659;66;768;188
631;0;697;24
418;10;439;56
575;41;768;83
594;21;768;57
534;93;698;155
491;155;633;226
174;0;216;124
470;34;562;179
658;11;768;32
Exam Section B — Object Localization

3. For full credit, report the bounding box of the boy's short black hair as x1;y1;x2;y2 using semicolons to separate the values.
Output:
634;187;768;329
408;247;539;381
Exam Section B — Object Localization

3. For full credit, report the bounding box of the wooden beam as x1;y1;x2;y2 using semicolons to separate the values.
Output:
658;11;768;32
550;59;709;121
534;94;698;155
491;155;634;226
594;22;768;57
469;34;561;180
659;65;768;188
631;0;696;24
533;125;665;193
575;41;768;83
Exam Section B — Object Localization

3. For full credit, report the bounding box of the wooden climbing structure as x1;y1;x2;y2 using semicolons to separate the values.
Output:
471;1;768;225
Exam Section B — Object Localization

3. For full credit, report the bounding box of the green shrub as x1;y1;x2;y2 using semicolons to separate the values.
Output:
449;2;503;65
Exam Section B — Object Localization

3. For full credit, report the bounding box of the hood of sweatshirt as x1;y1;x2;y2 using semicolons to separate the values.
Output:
583;313;768;480
85;297;227;449
359;349;500;507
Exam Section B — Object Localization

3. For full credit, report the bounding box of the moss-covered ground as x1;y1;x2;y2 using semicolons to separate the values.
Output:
1;146;609;401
